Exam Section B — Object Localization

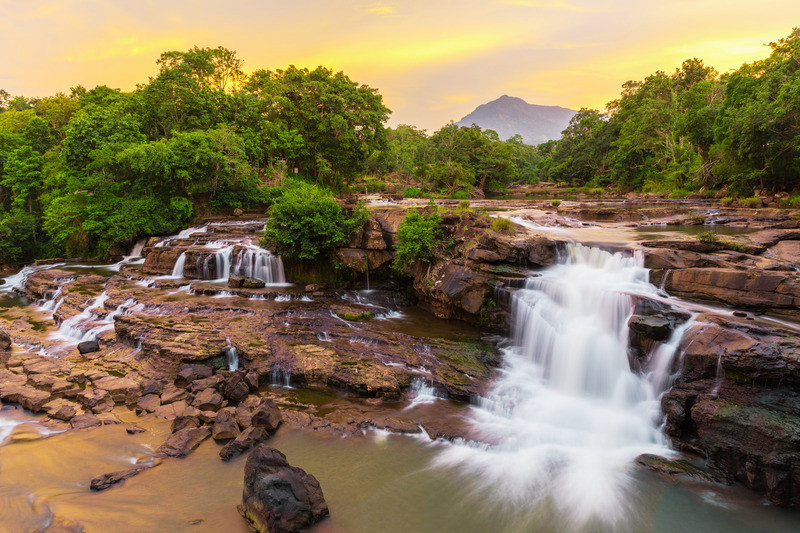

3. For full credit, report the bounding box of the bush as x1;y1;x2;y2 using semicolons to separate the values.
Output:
740;196;762;208
491;217;513;233
457;200;471;212
589;188;604;196
790;194;800;208
393;209;441;270
261;182;366;260
449;190;470;200
403;186;423;198
669;188;689;199
697;231;719;243
720;196;734;206
551;199;561;207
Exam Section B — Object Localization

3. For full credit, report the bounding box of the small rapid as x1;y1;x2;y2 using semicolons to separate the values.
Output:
436;244;683;529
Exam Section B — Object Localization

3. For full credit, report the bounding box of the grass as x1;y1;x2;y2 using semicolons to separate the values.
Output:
491;217;513;233
551;199;561;207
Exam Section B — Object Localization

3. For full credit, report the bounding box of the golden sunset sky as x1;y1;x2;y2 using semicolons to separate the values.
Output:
1;0;797;131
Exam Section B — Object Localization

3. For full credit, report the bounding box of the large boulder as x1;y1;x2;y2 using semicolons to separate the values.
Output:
0;330;11;351
155;427;211;458
239;445;329;533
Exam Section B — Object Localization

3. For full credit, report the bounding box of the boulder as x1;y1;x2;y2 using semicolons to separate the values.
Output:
222;373;250;403
77;388;114;414
175;363;213;388
155;427;211;458
70;413;102;430
220;426;269;461
77;341;100;354
160;382;188;404
136;394;161;414
171;415;201;433
212;409;241;441
251;399;283;431
239;445;329;533
192;388;225;411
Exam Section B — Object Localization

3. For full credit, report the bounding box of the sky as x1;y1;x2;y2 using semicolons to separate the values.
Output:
1;0;798;131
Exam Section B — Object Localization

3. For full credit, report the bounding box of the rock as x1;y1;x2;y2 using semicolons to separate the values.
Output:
160;382;188;404
239;445;329;533
222;373;250;403
235;404;253;429
156;427;211;458
192;388;225;411
251;399;282;431
228;276;245;288
0;384;52;412
233;208;244;216
77;340;100;354
141;379;163;396
175;363;213;388
93;376;140;403
70;413;102;430
136;394;161;414
77;388;114;414
628;315;673;342
44;399;77;421
242;278;266;289
212;409;241;441
172;415;201;433
126;425;145;435
0;331;11;351
188;374;224;393
244;371;260;391
220;426;269;461
90;464;154;491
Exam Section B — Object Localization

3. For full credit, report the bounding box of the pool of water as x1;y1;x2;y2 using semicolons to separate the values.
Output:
635;225;760;237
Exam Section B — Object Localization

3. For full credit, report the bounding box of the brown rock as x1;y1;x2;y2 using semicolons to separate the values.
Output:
77;388;114;414
251;399;282;431
222;373;250;403
172;415;201;433
136;394;161;414
90;464;154;491
156;427;211;458
220;426;269;461
70;413;102;429
212;409;241;441
192;388;225;411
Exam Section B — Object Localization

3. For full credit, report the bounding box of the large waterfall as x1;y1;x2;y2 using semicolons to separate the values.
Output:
232;247;286;284
436;244;681;528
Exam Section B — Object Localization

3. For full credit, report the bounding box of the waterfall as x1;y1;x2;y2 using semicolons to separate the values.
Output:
435;243;682;527
129;238;146;258
232;246;285;284
406;378;445;409
225;347;239;371
171;253;187;278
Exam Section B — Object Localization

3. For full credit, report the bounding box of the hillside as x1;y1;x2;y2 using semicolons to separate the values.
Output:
455;95;575;144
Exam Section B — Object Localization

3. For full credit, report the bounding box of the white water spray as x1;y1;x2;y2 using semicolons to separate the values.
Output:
436;244;683;528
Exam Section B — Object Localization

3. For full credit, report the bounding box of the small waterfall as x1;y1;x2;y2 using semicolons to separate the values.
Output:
365;253;370;290
232;246;285;284
224;347;239;371
129;238;146;258
269;368;292;388
53;294;144;343
406;378;445;409
155;226;207;248
436;243;683;527
171;253;187;278
710;354;725;397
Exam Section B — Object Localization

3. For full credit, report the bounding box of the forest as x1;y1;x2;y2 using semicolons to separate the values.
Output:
2;29;800;267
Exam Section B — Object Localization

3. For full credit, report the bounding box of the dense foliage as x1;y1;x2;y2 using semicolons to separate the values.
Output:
261;182;366;261
0;46;389;266
393;209;442;270
535;29;800;196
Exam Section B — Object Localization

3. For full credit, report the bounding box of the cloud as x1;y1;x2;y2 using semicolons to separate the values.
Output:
63;37;188;62
365;5;396;15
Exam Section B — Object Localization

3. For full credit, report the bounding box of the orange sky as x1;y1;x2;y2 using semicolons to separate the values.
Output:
1;0;797;131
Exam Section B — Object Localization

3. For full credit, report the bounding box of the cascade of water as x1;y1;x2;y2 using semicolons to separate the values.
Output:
155;226;207;247
224;347;239;371
436;243;684;528
406;378;445;409
232;246;286;284
54;292;110;342
171;253;187;278
129;238;146;258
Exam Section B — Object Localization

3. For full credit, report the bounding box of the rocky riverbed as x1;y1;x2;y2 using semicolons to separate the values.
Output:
1;197;799;530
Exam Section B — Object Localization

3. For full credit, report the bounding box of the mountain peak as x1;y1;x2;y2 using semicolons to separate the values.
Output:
455;96;576;144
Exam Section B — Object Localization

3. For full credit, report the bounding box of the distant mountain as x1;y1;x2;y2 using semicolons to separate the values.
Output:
455;95;576;145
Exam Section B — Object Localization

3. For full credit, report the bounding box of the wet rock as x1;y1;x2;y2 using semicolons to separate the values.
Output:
77;340;100;354
93;376;140;403
219;426;269;461
212;409;241;441
222;373;250;403
242;278;266;289
90;464;154;491
628;315;672;342
126;425;145;435
0;384;52;412
239;445;329;533
251;399;282;431
70;413;102;430
156;427;212;458
653;268;800;316
77;388;114;414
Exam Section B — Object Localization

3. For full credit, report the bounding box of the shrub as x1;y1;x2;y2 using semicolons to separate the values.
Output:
403;186;423;198
551;199;561;207
697;231;719;244
720;196;734;206
449;190;470;200
589;188;604;196
669;188;689;199
261;182;366;260
393;209;442;270
491;217;513;233
340;311;372;321
740;196;762;208
457;200;471;212
789;194;800;208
